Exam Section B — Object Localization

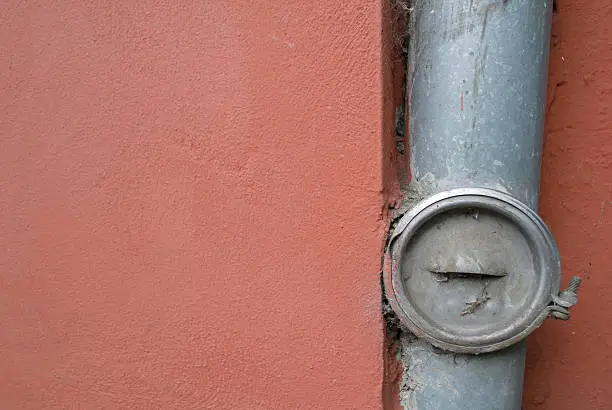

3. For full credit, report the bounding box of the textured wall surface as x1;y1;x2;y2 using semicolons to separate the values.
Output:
0;2;388;408
2;1;610;409
524;2;612;409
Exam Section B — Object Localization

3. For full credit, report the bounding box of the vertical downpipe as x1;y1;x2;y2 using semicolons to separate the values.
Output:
401;1;553;409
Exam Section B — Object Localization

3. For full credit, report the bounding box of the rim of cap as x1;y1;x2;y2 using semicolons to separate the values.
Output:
384;188;561;354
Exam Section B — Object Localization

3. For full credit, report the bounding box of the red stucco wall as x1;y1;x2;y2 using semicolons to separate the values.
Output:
1;1;611;409
524;2;612;408
0;2;389;408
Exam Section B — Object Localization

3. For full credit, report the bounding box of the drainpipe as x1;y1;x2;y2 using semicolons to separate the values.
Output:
384;1;580;409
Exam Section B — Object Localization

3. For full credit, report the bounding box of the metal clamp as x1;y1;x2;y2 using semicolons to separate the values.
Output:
384;188;581;354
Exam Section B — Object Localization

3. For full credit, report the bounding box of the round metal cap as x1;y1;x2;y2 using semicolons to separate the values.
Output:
384;188;561;354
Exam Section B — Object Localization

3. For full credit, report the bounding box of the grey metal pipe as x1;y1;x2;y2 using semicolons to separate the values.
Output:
409;0;552;209
401;1;553;409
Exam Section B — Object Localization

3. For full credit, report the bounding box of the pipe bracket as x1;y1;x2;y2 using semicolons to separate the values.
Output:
384;188;579;354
